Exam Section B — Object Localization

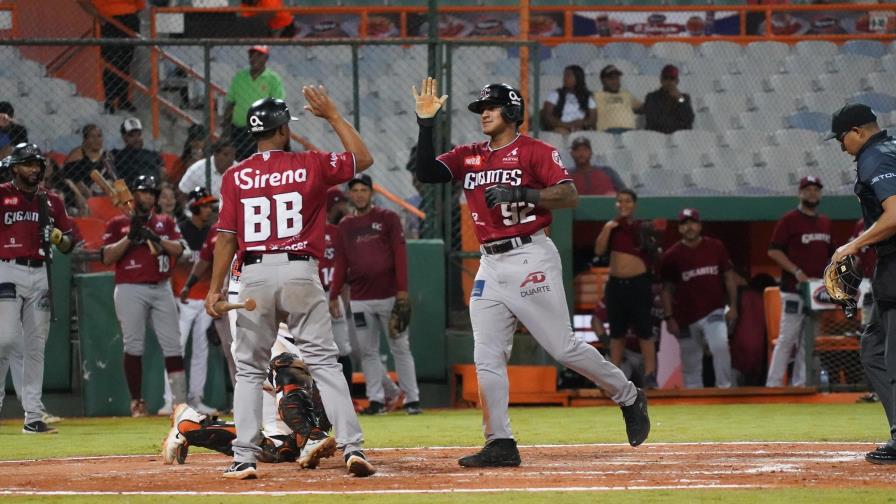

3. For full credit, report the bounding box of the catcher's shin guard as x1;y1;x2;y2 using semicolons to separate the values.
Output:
177;416;237;457
257;434;300;463
270;352;328;440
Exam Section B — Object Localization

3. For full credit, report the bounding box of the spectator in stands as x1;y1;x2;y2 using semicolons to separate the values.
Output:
766;176;833;387
240;0;297;38
169;124;207;185
0;101;28;160
157;182;182;220
594;189;659;388
78;0;142;113
594;65;643;134
178;139;235;201
111;117;163;186
63;124;116;202
540;65;596;134
44;158;88;217
222;45;285;161
568;136;624;195
643;65;694;135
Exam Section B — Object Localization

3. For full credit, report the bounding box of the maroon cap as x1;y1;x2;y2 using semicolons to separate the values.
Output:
661;64;679;80
326;187;347;211
678;208;700;223
799;175;823;190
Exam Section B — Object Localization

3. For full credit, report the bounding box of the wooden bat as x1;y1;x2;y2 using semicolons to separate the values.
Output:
89;169;159;256
213;298;257;314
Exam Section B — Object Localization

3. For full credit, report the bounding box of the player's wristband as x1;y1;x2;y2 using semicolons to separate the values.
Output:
416;115;436;127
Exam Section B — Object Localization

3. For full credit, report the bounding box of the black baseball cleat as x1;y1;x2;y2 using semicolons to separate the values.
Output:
865;440;896;465
345;450;376;477
222;462;257;479
621;388;650;447
22;421;57;434
458;438;521;467
360;401;386;416
403;401;423;415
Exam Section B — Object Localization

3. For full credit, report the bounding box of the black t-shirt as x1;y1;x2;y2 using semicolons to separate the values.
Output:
0;123;28;149
177;217;210;252
111;147;162;186
855;130;896;257
63;152;105;186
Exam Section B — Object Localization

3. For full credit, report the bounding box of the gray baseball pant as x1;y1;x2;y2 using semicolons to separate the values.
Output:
0;261;52;424
470;233;637;441
766;292;806;387
351;297;420;404
678;309;732;388
231;253;363;463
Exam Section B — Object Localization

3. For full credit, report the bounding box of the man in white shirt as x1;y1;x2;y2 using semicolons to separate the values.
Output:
177;139;236;199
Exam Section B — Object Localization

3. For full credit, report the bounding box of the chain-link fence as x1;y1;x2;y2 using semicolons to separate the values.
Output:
804;296;867;392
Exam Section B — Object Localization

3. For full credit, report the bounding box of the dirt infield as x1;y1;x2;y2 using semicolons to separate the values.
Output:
1;442;894;496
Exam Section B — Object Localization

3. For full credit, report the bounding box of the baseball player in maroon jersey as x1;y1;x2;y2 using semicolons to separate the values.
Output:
329;173;422;415
659;208;738;389
101;174;188;417
0;143;76;434
205;91;375;479
412;77;649;467
766;176;833;387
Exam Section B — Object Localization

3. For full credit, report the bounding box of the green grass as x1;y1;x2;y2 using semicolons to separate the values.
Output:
0;403;888;460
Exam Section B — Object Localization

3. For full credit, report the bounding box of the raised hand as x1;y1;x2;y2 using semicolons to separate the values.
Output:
303;85;340;121
412;77;448;119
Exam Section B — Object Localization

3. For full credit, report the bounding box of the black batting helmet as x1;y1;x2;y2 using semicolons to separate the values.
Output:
132;174;160;195
468;83;525;126
187;186;219;210
3;143;47;172
246;98;298;134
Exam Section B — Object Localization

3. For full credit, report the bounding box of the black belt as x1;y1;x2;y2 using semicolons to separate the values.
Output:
243;252;311;266
1;258;44;268
481;235;532;255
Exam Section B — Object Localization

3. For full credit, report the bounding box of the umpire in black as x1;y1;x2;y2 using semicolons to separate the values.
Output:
830;103;896;464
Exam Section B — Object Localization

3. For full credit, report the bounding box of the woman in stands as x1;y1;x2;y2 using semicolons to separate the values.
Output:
156;182;183;221
170;124;207;185
594;189;659;388
539;64;596;134
63;123;117;204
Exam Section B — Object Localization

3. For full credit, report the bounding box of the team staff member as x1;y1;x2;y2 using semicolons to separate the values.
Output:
829;104;896;464
413;77;649;467
222;45;285;161
0;144;76;434
660;208;738;389
765;175;832;387
102;175;187;417
329;174;422;416
205;92;375;479
594;189;658;389
321;187;355;387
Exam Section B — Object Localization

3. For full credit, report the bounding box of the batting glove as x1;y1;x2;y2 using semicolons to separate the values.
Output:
484;185;540;208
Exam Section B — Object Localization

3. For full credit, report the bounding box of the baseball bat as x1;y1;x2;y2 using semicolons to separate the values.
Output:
213;298;257;313
89;169;160;256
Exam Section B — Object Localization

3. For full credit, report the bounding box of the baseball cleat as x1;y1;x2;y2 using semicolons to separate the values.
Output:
359;401;386;416
344;450;376;477
41;412;63;424
190;402;222;416
156;402;173;416
403;401;423;415
162;404;191;465
621;388;650;447
298;435;337;469
22;421;58;434
223;462;257;479
130;399;148;418
458;438;521;467
865;441;896;465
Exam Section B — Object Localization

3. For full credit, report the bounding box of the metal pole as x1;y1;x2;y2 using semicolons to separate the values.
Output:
204;42;213;192
352;44;360;131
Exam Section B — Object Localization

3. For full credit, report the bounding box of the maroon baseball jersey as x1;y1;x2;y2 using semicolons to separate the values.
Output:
436;135;571;243
319;222;337;291
660;237;733;327
198;225;244;281
217;150;355;259
852;219;877;279
103;213;181;284
769;209;833;292
329;207;408;301
0;184;75;261
608;218;651;265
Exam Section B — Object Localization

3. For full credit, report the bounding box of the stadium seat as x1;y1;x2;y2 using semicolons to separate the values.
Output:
667;130;719;151
72;217;109;252
539;75;563;95
585;59;637;78
840;40;888;59
550;43;601;65
539;57;569;77
719;75;770;96
627;74;659;101
569;131;620;154
620;130;669;152
781;53;831;78
741;166;795;195
771;129;822;148
787;111;832;133
86;196;122;222
831;54;880;77
794;40;838;59
867;73;896;96
637;58;676;77
768;74;815;96
851;92;896;114
745;41;791;62
602;42;647;62
537;131;566;151
881;54;896;74
736;111;785;133
721;130;769;151
747;93;797;116
698;41;743;60
797;92;847;115
52;134;81;155
759;145;808;174
692;110;719;132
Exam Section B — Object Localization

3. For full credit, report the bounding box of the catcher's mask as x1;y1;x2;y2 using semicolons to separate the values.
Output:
824;255;862;318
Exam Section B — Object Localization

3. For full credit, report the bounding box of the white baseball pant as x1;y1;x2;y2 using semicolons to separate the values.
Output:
677;309;732;389
766;291;807;387
351;297;420;404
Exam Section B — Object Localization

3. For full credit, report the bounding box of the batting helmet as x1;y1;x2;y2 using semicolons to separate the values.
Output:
2;143;47;172
468;83;525;126
246;98;298;134
132;174;160;195
187;186;219;210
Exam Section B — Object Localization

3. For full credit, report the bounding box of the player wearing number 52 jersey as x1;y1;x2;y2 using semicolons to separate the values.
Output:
207;91;375;480
102;174;188;418
413;77;649;468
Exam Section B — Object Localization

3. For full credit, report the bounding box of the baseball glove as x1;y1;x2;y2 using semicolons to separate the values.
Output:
823;255;862;319
389;298;412;338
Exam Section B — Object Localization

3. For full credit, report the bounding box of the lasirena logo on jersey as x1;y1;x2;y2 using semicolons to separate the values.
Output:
234;167;308;190
463;169;523;190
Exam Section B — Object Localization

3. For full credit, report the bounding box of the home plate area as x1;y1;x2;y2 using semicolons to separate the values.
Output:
1;442;894;495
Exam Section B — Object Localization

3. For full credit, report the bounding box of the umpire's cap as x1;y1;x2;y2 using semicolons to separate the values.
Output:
348;173;373;189
187;186;219;210
132;174;160;195
246;98;299;134
824;103;878;141
3;143;46;170
468;83;525;126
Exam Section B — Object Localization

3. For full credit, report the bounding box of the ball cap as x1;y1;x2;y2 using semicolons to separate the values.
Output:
824;103;878;141
121;117;142;134
570;136;591;149
248;45;270;55
661;64;679;80
600;65;623;79
678;208;700;223
799;175;824;189
348;173;373;189
326;186;347;211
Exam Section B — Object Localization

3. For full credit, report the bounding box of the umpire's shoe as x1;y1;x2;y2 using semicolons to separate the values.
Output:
458;438;521;467
345;450;376;477
22;421;57;434
621;388;650;447
866;439;896;465
223;462;257;479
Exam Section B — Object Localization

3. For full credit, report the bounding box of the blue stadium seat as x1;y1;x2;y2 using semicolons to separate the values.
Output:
841;40;888;59
602;43;647;62
787;112;830;133
851;92;896;114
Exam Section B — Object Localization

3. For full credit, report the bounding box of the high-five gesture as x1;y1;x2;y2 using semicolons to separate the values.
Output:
303;85;340;121
413;77;448;119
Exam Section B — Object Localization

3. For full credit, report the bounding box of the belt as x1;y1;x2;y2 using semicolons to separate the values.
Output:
243;252;311;266
481;235;532;255
1;258;44;268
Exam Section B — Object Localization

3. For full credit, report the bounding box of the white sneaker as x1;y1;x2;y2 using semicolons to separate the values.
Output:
190;401;221;416
157;402;173;416
298;435;337;469
162;404;191;465
41;412;63;424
